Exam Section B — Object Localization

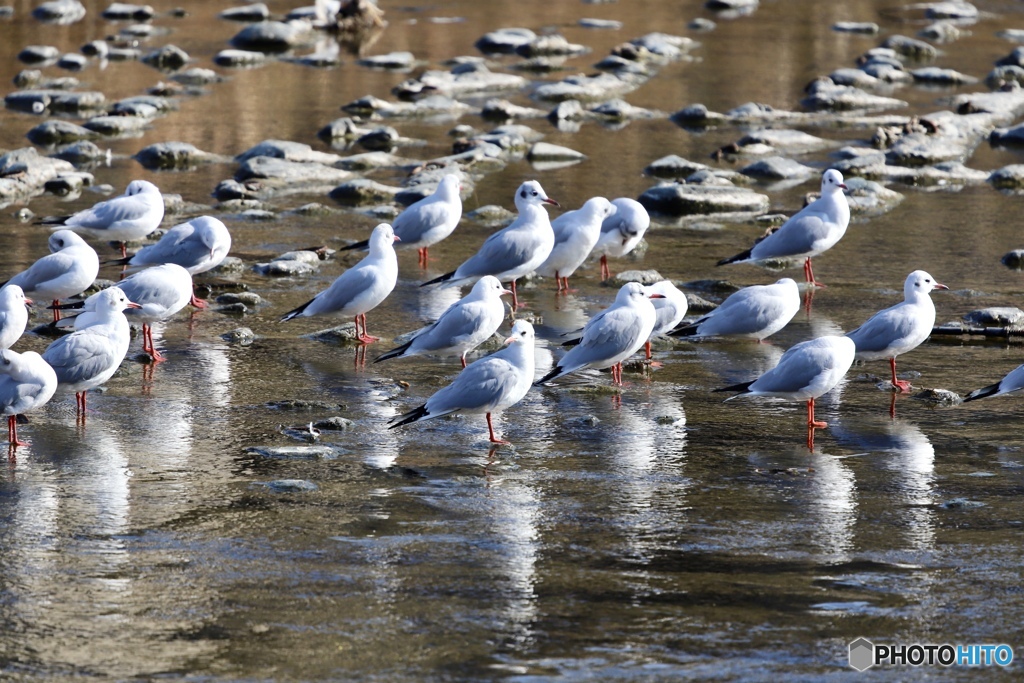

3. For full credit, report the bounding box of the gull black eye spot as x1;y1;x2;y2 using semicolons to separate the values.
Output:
519;189;526;199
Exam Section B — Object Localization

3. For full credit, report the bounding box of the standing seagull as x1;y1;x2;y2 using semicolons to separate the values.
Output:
0;285;31;350
117;216;232;275
964;364;1024;402
42;286;140;416
39;179;165;257
3;230;99;322
846;270;948;393
594;198;649;281
341;174;462;268
0;350;57;448
716;335;856;447
375;276;511;368
671;278;801;341
536;282;661;387
281;223;399;344
717;169;849;287
535;196;615;292
645;281;688;360
421;180;558;309
388;319;536;445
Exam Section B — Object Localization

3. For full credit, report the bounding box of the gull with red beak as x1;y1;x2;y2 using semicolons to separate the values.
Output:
389;320;536;445
281;223;400;344
2;230;99;322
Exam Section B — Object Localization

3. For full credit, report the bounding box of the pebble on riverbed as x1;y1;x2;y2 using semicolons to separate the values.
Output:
221;327;256;345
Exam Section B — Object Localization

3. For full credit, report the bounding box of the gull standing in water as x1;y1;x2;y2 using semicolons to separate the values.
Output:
39;180;165;257
536;282;661;387
535;196;615;292
0;350;57;447
375;276;511;368
3;230;99;322
671;278;801;341
644;281;688;360
341;174;462;268
0;285;31;350
117;215;232;275
717;169;849;287
594;198;649;281
281;223;399;344
421;180;558;309
389;319;536;445
846;270;948;393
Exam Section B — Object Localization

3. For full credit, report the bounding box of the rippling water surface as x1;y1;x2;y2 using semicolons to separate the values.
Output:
2;0;1024;680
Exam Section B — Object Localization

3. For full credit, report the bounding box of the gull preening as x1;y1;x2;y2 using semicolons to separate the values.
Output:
846;270;948;393
389;319;536;445
120;215;232;275
671;278;801;341
536;282;661;387
645;280;688;359
342;174;462;268
535;196;615;292
39;180;165;257
3;230;99;322
0;350;57;447
0;285;31;350
421;180;558;309
281;223;399;344
717;335;856;447
42;286;141;416
594;198;649;281
717;169;850;287
375;275;511;368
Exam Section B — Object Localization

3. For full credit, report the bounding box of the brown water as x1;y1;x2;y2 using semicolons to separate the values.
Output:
2;0;1024;680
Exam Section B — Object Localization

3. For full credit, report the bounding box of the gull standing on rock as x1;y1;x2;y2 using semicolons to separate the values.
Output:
421;180;558;310
846;270;948;393
280;223;399;344
3;230;99;322
716;335;856;448
42;286;140;416
671;278;801;341
375;275;511;368
536;282;661;387
594;198;650;281
644;281;688;360
535;196;615;292
117;215;232;275
341;174;462;268
717;169;849;287
39;180;165;258
1;350;57;448
388;319;536;445
0;285;31;350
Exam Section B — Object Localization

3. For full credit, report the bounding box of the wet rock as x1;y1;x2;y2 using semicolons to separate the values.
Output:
358;51;416;70
638;181;770;216
313;416;355;431
393;63;527;99
253;259;318;277
941;498;985;509
213;48;266;68
26;120;98;145
267;399;347;412
963;307;1024;326
833;21;879;34
481;99;546;120
739;129;834;154
909;162;989;186
302;323;359;343
926;1;977;19
259;479;318;493
52;141;108;164
13;69;78;90
329;178;400;205
6;89;104;113
515;34;588;58
115;94;174;114
171;67;222;86
533;72;637;103
882;35;938;60
803;78;907;112
609;269;662;285
341;93;473;119
465;204;515;226
527;142;586;162
549;99;584;122
135;141;225;169
207;256;246;275
0;147;76;207
987;65;1024;89
580;18;621;29
57;53;88;71
17;45;60;64
317;117;371;141
33;0;85;24
739;157;816;180
221;327;256;345
141;45;190;71
246;445;337;460
1002;249;1024;269
357;126;402;151
102;3;153;20
475;27;536;54
83;115;149;137
231;21;314;52
237;140;341;166
644;155;708;179
44;172;92;195
217;292;264;307
236;156;352;188
989;122;1024;147
997;29;1024;43
910;67;976;85
213;179;262;201
670;103;726;127
218;3;269;21
588;98;657;121
919;21;961;43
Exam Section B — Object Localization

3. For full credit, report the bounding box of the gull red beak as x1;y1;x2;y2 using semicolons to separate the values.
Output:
838;183;848;189
126;301;143;309
649;293;666;299
23;297;33;306
934;282;949;291
543;198;559;207
393;235;401;242
504;334;518;344
500;289;514;296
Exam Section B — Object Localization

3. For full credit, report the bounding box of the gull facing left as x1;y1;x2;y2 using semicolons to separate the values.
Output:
1;350;57;448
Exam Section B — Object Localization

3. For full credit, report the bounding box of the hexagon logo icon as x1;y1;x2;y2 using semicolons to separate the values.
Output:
849;638;875;671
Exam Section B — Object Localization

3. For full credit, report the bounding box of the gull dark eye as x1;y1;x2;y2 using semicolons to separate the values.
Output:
531;191;538;196
520;189;526;199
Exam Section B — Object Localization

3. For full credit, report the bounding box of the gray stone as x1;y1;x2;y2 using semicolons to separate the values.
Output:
44;172;92;195
706;0;758;10
527;142;586;162
102;3;154;20
515;34;589;58
1002;249;1024;269
253;250;322;276
579;18;622;29
231;21;313;52
475;27;536;54
987;65;1024;88
481;99;546;120
638;181;770;216
644;155;708;179
171;67;222;86
207;256;246;275
52;141;107;164
670;103;726;126
266;400;347;411
802;78;907;111
925;1;977;19
329;178;400;205
26;120;98;145
738;129;833;153
882;35;938;60
246;446;336;460
0;147;76;206
393;63;527;99
236;156;352;187
5;89;104;113
910;67;976;85
990;122;1024;146
312;416;356;431
57;53;87;71
214;49;267;67
842;177;904;215
141;45;190;71
83;115;149;137
221;327;256;345
833;21;879;34
358;51;416;70
218;3;269;21
465;205;515;226
997;29;1024;44
237;139;342;166
135;142;224;169
17;45;60;64
963;307;1024;326
549;99;584;121
919;21;961;43
260;479;318;493
610;269;663;285
533;72;637;103
739;157;816;180
32;0;85;23
302;323;359;343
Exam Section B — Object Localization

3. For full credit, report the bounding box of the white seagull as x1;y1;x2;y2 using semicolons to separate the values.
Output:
0;285;31;350
40;179;165;257
716;335;856;447
41;286;141;416
535;196;615;292
1;350;58;448
120;216;232;275
388;319;536;445
671;278;801;341
342;174;462;268
965;364;1024;403
718;169;850;287
846;270;948;393
594;198;650;281
645;280;688;359
3;230;99;321
375;275;511;368
281;223;399;344
421;180;558;309
536;282;662;386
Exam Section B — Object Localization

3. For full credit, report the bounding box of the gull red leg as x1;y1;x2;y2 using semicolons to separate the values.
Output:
189;293;208;309
600;255;609;281
460;354;467;369
52;299;61;323
890;357;912;393
509;279;520;309
119;242;128;258
146;324;166;363
555;271;562;293
805;257;826;288
645;340;652;360
486;413;511;445
561;275;571;292
356;313;379;344
9;415;27;447
807;398;828;429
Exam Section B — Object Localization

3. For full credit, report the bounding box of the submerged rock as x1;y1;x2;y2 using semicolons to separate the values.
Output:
0;147;75;207
475;27;536;54
26;120;98;145
231;21;314;52
329;178;400;205
141;44;190;71
638;181;770;216
246;445;337;460
393;63;527;99
963;307;1024;326
739;157;816;180
218;3;269;21
237;139;342;165
527;142;586;162
135;141;226;169
214;49;267;67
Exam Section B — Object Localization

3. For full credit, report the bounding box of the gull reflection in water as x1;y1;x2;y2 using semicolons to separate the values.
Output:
404;283;463;324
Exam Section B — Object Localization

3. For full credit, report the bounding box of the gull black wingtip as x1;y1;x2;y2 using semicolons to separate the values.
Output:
963;382;1001;402
373;339;413;364
388;404;429;429
47;300;86;311
279;299;312;322
421;271;456;288
713;380;755;394
717;248;752;267
339;239;370;252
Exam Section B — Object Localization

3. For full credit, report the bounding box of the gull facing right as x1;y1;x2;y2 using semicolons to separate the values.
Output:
671;278;801;341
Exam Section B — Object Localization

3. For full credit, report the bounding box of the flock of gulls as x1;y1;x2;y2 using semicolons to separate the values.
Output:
1;165;1020;451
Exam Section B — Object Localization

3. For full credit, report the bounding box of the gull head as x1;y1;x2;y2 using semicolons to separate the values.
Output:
821;168;847;193
48;229;88;253
905;270;948;299
504;319;535;345
514;180;559;212
126;179;160;196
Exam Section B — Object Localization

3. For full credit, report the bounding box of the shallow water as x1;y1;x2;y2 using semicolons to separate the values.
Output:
1;0;1024;680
